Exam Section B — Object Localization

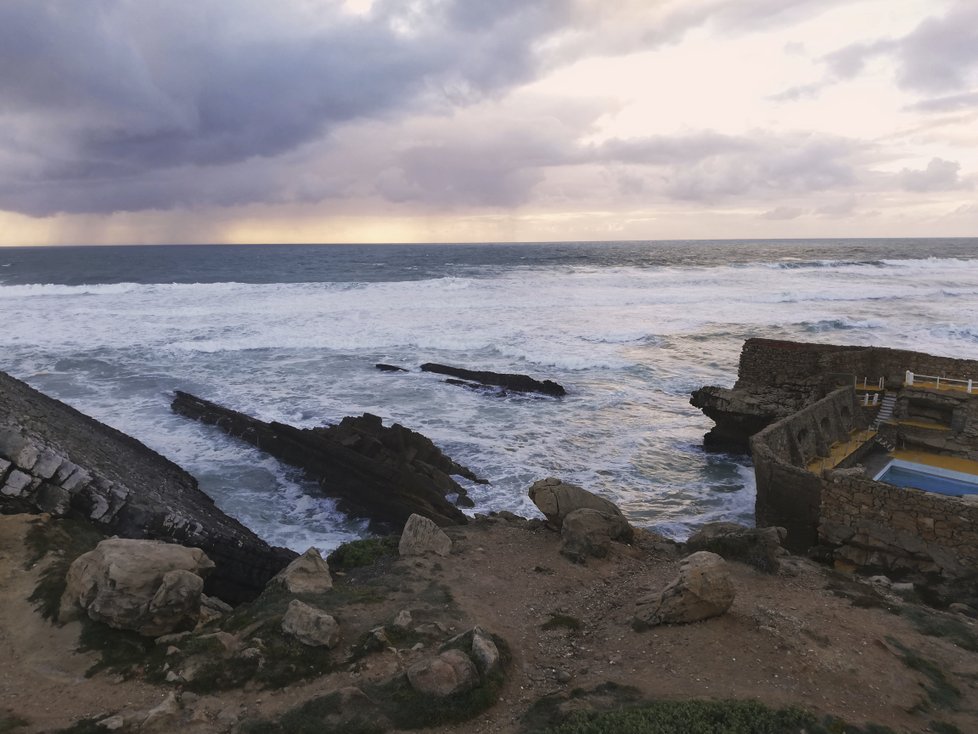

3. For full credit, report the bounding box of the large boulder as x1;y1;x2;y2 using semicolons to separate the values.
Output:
271;547;333;593
685;522;788;573
634;551;735;628
399;513;452;557
560;508;633;562
406;648;479;697
528;478;630;533
60;538;215;636
281;599;341;648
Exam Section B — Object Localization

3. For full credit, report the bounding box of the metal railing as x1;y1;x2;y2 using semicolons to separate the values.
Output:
905;370;975;394
855;376;885;390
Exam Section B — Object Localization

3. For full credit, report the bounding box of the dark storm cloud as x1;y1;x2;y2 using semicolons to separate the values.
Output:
0;0;571;215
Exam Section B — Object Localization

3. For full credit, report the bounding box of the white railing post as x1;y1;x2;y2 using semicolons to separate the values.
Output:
936;377;941;389
969;379;973;394
905;370;914;386
879;377;884;389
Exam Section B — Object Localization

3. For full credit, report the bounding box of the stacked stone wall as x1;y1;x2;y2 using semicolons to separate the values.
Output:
737;338;978;390
820;474;978;578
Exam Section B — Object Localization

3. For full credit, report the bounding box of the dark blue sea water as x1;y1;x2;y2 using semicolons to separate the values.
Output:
2;238;977;551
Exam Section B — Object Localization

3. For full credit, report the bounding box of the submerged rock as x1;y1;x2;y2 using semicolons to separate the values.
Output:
421;363;566;397
172;392;480;530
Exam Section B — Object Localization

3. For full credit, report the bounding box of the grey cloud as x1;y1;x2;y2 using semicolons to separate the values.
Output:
906;91;978;113
790;1;978;104
898;157;970;192
760;206;806;220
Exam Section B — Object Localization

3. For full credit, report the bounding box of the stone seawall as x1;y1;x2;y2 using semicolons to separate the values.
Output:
0;370;294;603
738;338;978;390
820;473;978;579
751;387;863;552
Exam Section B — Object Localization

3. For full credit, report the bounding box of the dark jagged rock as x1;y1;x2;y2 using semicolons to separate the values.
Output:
690;385;811;452
376;363;408;372
0;370;295;604
171;392;480;530
421;363;566;397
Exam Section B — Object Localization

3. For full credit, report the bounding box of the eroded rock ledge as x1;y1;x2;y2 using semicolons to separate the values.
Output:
171;392;480;530
0;370;294;604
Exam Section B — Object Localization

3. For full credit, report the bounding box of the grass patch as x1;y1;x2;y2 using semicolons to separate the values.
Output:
370;633;511;729
0;713;28;733
524;699;896;734
77;617;163;679
240;692;387;734
929;722;964;734
328;536;399;572
542;614;583;632
885;636;961;711
50;719;106;734
901;607;978;652
26;518;105;621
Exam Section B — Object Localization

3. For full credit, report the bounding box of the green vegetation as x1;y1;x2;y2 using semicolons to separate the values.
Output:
327;536;399;571
524;699;896;734
0;713;29;733
901;607;978;652
26;518;105;621
929;722;964;734
885;636;961;711
542;613;583;632
50;719;106;734
240;692;387;734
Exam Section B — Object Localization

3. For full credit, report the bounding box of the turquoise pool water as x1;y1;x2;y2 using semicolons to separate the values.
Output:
875;460;978;496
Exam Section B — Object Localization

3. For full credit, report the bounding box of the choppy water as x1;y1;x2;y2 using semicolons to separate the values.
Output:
2;239;977;552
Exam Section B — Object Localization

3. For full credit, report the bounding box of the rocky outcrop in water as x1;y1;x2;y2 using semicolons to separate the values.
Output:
420;363;566;397
0;370;294;604
690;385;817;452
171;392;479;530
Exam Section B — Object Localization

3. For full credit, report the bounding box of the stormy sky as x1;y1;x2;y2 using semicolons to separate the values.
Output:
1;0;976;245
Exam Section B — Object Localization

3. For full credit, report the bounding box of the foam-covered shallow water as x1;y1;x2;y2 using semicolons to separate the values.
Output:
2;239;977;552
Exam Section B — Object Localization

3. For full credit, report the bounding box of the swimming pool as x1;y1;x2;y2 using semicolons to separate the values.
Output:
874;460;978;496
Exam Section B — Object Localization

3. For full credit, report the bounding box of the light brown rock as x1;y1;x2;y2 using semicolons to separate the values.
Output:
399;513;452;557
560;507;633;562
271;547;333;593
528;477;628;530
634;551;735;628
406;648;479;697
59;538;214;636
281;599;340;648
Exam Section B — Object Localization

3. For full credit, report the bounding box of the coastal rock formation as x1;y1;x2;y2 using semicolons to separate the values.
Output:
634;551;735;628
59;538;214;636
171;392;479;530
420;363;566;397
375;363;408;372
399;513;453;557
528;477;631;535
685;522;788;574
690;385;813;452
0;370;294;604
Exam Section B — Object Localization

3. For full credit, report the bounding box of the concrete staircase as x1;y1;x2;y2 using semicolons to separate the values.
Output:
872;393;897;430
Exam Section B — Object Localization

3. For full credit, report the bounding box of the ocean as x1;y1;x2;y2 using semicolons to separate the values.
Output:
2;238;977;552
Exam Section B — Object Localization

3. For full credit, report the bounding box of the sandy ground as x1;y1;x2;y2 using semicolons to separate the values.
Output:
2;513;977;733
